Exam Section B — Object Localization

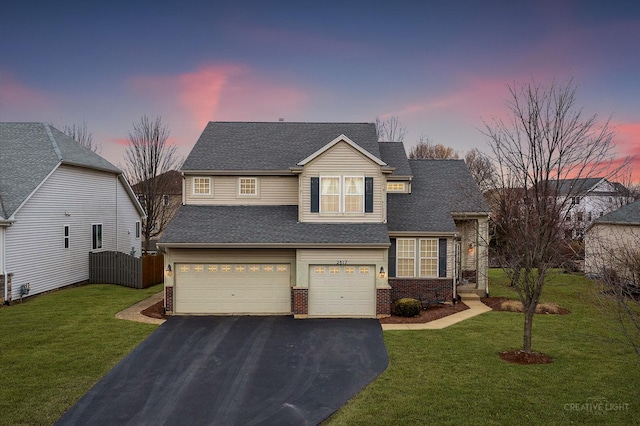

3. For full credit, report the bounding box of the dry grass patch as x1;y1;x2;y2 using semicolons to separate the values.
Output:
500;300;562;314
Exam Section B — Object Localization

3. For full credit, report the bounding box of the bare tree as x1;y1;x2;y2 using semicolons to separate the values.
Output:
408;136;459;159
376;116;407;142
62;120;100;153
484;79;626;355
123;115;181;252
586;221;640;356
464;148;497;193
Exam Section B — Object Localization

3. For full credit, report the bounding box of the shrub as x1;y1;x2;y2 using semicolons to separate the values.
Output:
393;298;422;317
500;300;561;314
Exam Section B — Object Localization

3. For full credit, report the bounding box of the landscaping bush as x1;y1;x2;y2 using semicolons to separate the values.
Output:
393;298;421;317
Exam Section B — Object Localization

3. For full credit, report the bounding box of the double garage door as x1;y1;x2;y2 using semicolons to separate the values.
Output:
309;265;376;317
175;263;291;314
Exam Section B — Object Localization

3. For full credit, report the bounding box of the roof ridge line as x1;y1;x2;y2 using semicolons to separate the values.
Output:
43;123;63;161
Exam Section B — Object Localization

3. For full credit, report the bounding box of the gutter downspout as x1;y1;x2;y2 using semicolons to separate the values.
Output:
2;226;7;303
115;175;118;252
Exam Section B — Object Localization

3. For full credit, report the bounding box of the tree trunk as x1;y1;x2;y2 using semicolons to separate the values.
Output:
523;308;534;354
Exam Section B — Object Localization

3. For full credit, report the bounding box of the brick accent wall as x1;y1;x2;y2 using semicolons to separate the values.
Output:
292;288;308;315
0;273;12;305
376;288;391;317
389;278;454;303
165;286;173;313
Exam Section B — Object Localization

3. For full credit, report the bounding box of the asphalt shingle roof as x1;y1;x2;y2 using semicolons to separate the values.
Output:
378;142;412;176
387;159;489;233
159;205;390;246
594;199;640;225
182;122;381;171
0;122;121;220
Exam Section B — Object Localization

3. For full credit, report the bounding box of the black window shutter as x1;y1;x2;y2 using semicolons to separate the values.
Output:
365;177;374;213
388;238;396;277
438;238;447;277
311;177;319;213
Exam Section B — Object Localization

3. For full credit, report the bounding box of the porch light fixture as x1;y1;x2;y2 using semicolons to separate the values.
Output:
379;266;386;279
165;264;172;277
468;243;475;255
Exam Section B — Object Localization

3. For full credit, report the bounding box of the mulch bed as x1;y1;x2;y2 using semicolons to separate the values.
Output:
481;297;570;315
378;302;469;324
499;350;554;364
141;301;168;319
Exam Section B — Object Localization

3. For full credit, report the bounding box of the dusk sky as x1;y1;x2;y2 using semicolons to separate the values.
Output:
1;0;639;180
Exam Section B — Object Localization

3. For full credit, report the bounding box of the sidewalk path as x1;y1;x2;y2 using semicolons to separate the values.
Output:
115;292;166;325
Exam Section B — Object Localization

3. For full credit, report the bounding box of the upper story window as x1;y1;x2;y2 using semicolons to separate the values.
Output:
313;176;373;214
387;182;406;192
571;196;581;205
135;221;141;238
239;177;258;196
192;177;211;195
162;195;169;206
321;177;340;212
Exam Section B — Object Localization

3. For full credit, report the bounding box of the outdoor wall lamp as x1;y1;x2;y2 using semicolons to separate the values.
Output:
165;264;172;277
379;266;387;279
468;243;475;255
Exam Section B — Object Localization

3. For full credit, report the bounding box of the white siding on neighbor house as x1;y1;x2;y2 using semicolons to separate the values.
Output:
184;175;298;205
299;142;385;223
295;248;388;289
116;177;144;256
585;223;640;276
5;165;142;300
0;226;5;272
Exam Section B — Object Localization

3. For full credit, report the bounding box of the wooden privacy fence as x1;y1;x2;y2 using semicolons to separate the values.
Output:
89;252;164;289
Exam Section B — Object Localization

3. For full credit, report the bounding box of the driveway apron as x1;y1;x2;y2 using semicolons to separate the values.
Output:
56;316;388;426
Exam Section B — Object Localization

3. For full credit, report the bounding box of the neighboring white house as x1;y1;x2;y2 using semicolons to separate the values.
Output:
557;177;632;239
0;123;145;303
585;199;640;280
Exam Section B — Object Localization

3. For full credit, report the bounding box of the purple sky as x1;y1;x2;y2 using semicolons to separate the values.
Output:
1;0;639;180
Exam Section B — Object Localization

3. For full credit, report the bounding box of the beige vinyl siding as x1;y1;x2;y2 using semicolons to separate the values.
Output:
5;165;142;300
184;175;298;205
300;142;385;223
295;248;388;288
165;248;297;287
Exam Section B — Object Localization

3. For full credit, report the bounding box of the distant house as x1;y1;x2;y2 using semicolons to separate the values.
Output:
158;122;489;318
131;170;182;252
0;123;145;303
584;199;640;280
556;178;632;239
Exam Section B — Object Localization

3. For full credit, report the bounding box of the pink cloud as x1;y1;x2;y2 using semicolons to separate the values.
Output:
0;72;53;115
129;64;309;128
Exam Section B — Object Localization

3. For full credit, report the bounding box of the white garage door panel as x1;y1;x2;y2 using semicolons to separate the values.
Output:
309;265;376;317
176;264;290;314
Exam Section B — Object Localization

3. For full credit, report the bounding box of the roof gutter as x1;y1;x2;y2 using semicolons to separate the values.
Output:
157;242;391;249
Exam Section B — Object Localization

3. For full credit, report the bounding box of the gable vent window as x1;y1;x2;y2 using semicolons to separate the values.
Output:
387;182;406;192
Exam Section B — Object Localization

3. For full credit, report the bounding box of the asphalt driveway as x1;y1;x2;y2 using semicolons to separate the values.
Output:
56;316;388;426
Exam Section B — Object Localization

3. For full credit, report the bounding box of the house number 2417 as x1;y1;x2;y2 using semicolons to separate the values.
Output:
336;260;348;265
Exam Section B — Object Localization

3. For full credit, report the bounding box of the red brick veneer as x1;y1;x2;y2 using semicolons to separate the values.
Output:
376;288;391;316
292;288;308;315
389;278;454;303
165;286;173;313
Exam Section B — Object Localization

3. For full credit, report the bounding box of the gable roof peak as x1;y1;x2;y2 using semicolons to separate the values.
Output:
297;134;386;167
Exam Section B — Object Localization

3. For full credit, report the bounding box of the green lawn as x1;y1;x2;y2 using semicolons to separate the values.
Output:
326;270;640;425
0;284;162;425
3;274;639;425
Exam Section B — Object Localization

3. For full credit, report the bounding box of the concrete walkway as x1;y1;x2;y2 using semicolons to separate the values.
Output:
116;292;492;330
115;292;166;325
381;293;492;331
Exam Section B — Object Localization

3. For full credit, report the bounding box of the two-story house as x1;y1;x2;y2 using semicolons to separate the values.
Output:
158;122;489;318
559;178;632;239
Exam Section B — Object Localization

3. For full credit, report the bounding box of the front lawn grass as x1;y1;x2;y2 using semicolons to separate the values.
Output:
0;284;161;425
326;269;640;425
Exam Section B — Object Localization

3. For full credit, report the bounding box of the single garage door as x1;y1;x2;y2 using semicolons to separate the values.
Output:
175;263;291;314
308;265;376;317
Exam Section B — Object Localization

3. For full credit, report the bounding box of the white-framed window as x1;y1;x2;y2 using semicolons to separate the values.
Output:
397;238;415;277
192;177;211;195
320;177;340;213
239;177;258;196
387;182;406;192
92;224;102;250
344;177;364;213
64;225;70;249
419;239;438;277
135;221;140;238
